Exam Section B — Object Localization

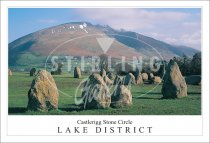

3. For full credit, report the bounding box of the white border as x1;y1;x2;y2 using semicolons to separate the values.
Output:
1;1;209;142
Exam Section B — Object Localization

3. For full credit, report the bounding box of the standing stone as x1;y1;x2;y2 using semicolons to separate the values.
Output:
134;68;143;85
136;74;144;85
8;69;12;76
51;62;63;75
30;68;36;76
134;68;141;79
27;70;59;111
123;73;136;85
151;76;162;84
100;69;106;78
82;73;111;109
111;85;132;107
57;62;63;75
142;73;148;81
74;67;81;78
162;60;187;98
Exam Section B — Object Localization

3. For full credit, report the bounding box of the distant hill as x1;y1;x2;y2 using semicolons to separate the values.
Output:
9;22;199;68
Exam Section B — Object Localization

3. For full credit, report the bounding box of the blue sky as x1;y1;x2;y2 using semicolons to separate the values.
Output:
9;8;201;49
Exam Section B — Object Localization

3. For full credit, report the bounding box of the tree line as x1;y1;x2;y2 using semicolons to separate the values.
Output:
173;52;201;76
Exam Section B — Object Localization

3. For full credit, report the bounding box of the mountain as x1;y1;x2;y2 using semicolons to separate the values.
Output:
9;22;199;68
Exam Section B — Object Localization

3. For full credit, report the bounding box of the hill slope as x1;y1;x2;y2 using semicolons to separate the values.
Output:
9;22;199;68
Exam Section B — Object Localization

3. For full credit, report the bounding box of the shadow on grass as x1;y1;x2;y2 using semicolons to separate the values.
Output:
134;91;161;95
54;76;86;79
133;96;161;100
143;82;163;85
53;76;73;79
9;107;27;114
9;104;85;114
59;104;84;112
187;92;201;95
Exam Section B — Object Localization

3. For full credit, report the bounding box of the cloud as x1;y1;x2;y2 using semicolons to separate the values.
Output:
74;9;190;30
72;8;201;49
149;31;201;49
180;31;201;47
38;19;58;24
183;22;200;27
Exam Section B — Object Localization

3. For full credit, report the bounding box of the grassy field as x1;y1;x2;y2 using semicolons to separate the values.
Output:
8;72;201;115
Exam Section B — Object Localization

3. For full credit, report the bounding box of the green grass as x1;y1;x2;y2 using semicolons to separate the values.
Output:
8;72;201;115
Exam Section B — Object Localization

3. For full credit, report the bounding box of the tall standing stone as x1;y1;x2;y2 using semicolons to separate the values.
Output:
162;60;187;98
27;70;59;111
82;73;111;109
74;67;81;78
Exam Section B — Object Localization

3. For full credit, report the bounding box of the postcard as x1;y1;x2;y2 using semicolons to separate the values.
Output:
1;0;209;142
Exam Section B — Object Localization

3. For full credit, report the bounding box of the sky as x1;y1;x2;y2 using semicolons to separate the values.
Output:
9;8;201;50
